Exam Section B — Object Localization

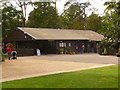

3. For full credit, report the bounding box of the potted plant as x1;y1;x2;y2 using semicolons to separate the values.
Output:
68;48;72;54
72;51;76;54
116;48;120;57
102;48;108;55
66;50;69;54
64;49;67;54
6;43;14;48
69;52;72;54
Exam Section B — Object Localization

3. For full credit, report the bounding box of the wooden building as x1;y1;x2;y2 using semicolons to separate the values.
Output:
4;27;104;56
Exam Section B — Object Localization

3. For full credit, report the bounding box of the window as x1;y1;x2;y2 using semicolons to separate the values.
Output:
62;43;64;47
59;43;66;47
68;43;71;47
59;43;62;47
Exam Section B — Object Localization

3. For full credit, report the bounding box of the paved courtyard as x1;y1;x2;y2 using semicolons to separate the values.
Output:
1;54;118;82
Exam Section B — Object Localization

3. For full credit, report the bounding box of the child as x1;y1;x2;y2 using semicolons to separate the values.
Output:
6;47;12;60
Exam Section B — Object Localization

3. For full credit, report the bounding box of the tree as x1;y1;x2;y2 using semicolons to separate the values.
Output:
60;4;84;29
16;0;32;26
26;2;59;28
60;3;102;31
2;4;22;39
100;0;120;50
86;13;102;33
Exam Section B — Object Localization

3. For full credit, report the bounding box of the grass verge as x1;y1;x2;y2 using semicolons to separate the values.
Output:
2;65;118;88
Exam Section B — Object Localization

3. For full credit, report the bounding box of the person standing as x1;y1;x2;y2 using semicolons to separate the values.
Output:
82;43;85;53
87;44;90;53
6;47;12;60
75;45;78;54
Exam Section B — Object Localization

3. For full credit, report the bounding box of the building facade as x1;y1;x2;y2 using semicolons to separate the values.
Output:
4;27;104;56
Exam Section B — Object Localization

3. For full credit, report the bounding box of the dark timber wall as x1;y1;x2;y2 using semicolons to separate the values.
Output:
13;40;98;56
4;30;33;42
4;29;99;56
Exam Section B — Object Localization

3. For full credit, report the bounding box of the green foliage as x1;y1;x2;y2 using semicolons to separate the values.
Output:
2;4;22;39
26;2;59;28
104;1;117;13
60;4;84;29
100;1;120;49
60;4;103;31
86;13;102;33
63;4;82;21
99;39;109;48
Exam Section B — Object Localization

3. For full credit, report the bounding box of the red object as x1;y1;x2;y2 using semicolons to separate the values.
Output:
75;46;78;49
6;47;12;52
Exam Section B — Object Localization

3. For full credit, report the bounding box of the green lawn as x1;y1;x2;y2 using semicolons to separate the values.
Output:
2;65;118;88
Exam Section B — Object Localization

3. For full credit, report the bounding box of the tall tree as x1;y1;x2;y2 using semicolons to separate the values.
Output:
100;1;120;49
27;2;59;28
86;13;102;33
16;0;32;26
60;4;84;29
2;4;22;39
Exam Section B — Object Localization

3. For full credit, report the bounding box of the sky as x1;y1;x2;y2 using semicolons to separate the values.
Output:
11;0;109;19
56;0;108;15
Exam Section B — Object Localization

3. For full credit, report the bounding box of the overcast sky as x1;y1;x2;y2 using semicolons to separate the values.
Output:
11;0;109;19
56;0;108;15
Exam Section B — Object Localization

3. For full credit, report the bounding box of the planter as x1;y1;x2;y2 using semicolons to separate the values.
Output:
101;53;108;55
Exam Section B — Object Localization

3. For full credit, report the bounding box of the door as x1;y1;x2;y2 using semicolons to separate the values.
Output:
45;41;57;54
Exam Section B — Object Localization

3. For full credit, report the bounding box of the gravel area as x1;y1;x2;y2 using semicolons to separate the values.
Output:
2;54;118;82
